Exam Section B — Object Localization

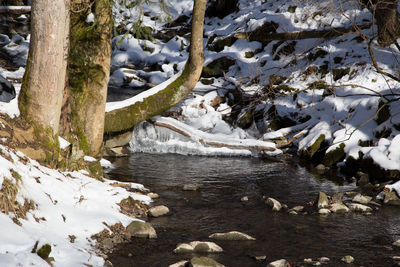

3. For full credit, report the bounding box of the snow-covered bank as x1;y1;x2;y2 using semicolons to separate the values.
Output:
0;144;150;266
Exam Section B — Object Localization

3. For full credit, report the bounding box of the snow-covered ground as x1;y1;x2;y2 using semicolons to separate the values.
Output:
2;0;400;265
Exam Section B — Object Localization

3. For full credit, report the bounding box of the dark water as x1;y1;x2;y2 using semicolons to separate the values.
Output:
107;153;400;267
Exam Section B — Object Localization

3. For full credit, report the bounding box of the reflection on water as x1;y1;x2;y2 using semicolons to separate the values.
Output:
107;153;400;267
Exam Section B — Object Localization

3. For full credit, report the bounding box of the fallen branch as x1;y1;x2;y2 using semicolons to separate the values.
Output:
0;6;31;14
234;24;371;42
153;117;276;152
276;130;307;149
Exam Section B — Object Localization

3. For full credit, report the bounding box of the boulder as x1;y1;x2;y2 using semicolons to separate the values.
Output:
0;74;16;103
267;259;290;267
317;192;329;209
266;197;282;211
174;241;223;254
126;221;157;239
190;257;225;267
209;231;256;241
352;194;372;204
330;203;350;213
148;205;170;217
348;203;372;213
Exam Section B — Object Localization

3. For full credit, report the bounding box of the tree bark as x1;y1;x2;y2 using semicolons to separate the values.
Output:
104;0;206;134
19;0;69;134
62;0;112;156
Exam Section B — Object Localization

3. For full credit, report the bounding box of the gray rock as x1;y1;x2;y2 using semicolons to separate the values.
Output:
266;197;282;211
0;74;16;103
291;206;304;212
190;256;225;267
357;172;370;186
348;203;372;213
383;190;400;205
267;259;290;267
209;231;256;241
344;191;359;198
330;203;350;213
315;164;326;171
317;192;329;209
331;193;343;204
241;196;249;202
393;239;400;247
148;205;170;217
318;257;330;263
289;210;298;215
147;192;159;199
304;258;313;263
183;184;202;191
126;221;157;238
352;194;372;204
104;131;133;148
174;241;223;254
318;208;331;215
341;255;354;264
251;255;267;261
173;243;194;253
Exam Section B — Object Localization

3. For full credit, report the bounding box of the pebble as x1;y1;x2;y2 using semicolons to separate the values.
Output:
241;196;249;202
148;205;170;217
341;255;354;264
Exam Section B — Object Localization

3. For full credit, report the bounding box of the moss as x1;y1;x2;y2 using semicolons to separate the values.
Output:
376;100;390;125
10;169;22;182
308;80;328;90
323;143;345;166
309;134;326;158
275;84;295;92
87;161;104;180
37;244;51;260
332;67;350;81
245;51;255;58
288;5;297;13
207;36;237;52
318;62;329;78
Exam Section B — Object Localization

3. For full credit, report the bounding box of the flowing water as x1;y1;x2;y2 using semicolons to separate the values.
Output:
107;153;400;267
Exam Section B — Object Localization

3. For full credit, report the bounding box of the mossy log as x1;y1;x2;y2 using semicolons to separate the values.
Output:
234;24;371;42
104;0;206;134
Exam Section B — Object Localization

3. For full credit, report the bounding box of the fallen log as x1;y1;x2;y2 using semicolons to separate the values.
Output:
234;24;371;42
0;6;31;14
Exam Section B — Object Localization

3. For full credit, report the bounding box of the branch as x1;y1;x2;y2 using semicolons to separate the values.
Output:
234;24;371;42
0;6;31;14
367;38;400;82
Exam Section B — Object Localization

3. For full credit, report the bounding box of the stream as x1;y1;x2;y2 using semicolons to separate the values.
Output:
107;153;400;266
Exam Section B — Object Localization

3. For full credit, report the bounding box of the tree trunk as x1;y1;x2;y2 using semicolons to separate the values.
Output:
19;0;69;134
62;0;112;156
104;0;206;134
375;0;400;46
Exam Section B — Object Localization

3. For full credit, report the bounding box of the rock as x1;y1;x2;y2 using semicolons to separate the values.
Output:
317;192;329;209
148;205;170;217
104;131;133;148
383;190;400;205
147;192;159;199
318;257;330;263
174;241;223;254
173;243;195;253
169;260;188;267
241;196;249;202
190;241;223;253
183;184;202;191
266;197;282;211
304;258;313;263
331;193;343;204
393;256;400;261
105;146;130;157
352;194;372;204
393;239;400;247
0;74;16;103
291;206;304;212
330;203;350;213
104;260;113;267
250;255;267;261
348;203;372;213
201;57;236;78
126;221;157;239
313;262;321;266
289;210;297;215
267;259;290;267
236;107;254;129
190;256;225;267
341;255;354;264
357;172;370;187
315;164;326;172
318;208;331;215
344;191;359;198
209;231;256;241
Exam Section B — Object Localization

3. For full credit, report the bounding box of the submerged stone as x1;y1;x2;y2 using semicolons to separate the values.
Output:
266;197;282;211
341;255;354;264
126;221;157;239
209;231;256;241
149;205;170;217
190;256;225;267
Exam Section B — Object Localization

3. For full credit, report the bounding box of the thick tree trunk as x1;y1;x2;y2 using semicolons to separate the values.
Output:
62;0;112;156
104;0;206;134
19;0;69;134
375;0;400;46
